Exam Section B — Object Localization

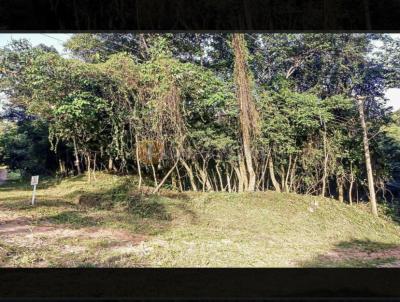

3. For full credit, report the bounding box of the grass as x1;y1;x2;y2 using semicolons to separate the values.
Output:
1;172;400;267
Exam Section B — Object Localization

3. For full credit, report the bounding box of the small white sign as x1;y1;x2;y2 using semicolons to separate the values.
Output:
31;175;39;206
31;175;39;186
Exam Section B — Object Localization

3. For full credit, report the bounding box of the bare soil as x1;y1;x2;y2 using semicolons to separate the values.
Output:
0;217;146;242
312;246;400;267
0;214;149;267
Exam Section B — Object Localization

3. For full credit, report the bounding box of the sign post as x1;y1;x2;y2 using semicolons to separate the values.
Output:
31;175;39;206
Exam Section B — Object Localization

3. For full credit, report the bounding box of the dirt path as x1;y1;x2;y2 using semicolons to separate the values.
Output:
0;215;149;267
0;169;7;185
0;217;146;242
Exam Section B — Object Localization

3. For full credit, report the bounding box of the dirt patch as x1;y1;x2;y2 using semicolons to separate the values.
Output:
77;227;147;243
0;216;147;251
0;217;37;235
0;213;150;266
0;219;146;242
318;246;400;266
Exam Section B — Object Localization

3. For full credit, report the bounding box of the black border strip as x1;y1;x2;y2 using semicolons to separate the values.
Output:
1;0;400;31
1;268;400;299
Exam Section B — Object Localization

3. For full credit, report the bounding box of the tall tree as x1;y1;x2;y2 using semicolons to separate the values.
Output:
232;33;258;192
356;95;378;216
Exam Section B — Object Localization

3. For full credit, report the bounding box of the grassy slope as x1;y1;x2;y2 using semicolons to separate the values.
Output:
1;172;400;267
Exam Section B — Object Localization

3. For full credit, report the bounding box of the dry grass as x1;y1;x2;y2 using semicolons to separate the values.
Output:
1;172;400;267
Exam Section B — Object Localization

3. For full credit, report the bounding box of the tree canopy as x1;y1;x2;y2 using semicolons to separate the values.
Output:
1;33;400;212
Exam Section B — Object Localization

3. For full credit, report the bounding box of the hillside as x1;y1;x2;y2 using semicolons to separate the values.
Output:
1;172;400;267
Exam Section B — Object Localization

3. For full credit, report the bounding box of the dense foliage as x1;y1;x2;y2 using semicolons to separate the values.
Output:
1;33;400;211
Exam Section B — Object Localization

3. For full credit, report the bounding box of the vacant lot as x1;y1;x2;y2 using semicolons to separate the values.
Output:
1;172;400;267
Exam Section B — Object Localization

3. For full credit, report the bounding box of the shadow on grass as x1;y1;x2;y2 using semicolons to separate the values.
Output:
335;239;399;252
299;239;400;267
0;174;89;192
73;179;176;221
47;182;189;234
61;176;136;204
0;179;32;192
0;177;62;192
39;174;90;187
0;197;76;211
40;210;99;228
127;194;172;221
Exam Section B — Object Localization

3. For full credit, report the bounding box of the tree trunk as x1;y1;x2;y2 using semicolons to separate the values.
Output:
321;121;328;197
72;136;81;175
239;156;249;192
234;165;244;193
349;180;354;205
135;135;142;190
86;153;91;182
215;162;225;191
233;181;237;193
349;163;354;205
357;96;378;217
268;156;281;193
153;159;179;194
194;161;212;192
180;159;197;191
337;176;344;203
226;164;233;193
150;162;158;187
93;152;97;181
58;159;66;176
232;33;257;192
108;157;113;171
280;165;286;192
289;155;298;192
257;149;271;190
284;154;292;193
175;165;184;192
211;171;219;191
171;172;178;191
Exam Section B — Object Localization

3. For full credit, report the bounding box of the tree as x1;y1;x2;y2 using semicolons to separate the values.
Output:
0;119;57;177
232;33;258;192
356;95;378;216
